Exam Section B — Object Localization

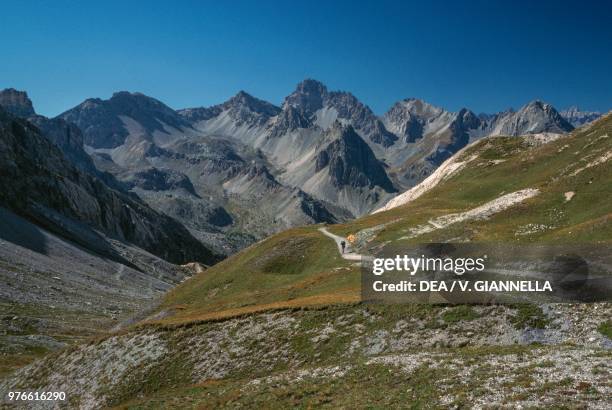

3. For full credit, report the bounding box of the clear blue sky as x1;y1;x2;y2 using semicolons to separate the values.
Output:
1;0;610;117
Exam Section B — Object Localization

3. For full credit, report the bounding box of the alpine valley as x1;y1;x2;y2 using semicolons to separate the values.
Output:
5;79;588;256
0;82;609;407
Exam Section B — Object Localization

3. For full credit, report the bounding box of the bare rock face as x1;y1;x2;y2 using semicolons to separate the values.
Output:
221;91;281;127
383;98;459;143
178;91;280;129
316;123;395;192
0;88;125;192
0;107;218;265
60;91;190;148
124;167;199;195
0;88;35;117
283;78;328;115
281;79;397;147
268;105;311;137
485;100;574;136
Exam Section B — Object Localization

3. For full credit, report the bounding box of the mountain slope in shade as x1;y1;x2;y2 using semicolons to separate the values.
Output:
0;89;124;186
560;106;602;127
0;107;218;265
61;91;341;254
0;88;35;117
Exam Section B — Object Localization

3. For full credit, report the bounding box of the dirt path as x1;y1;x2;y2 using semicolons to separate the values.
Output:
318;227;363;261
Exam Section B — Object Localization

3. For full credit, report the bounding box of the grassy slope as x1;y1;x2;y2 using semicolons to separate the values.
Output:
156;226;360;324
4;116;611;408
333;114;612;245
156;114;612;324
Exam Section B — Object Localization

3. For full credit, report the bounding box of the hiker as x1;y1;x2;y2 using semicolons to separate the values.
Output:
341;240;346;254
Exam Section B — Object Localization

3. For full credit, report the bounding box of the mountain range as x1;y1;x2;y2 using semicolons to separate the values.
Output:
559;105;602;127
0;80;590;255
2;106;610;408
0;81;609;404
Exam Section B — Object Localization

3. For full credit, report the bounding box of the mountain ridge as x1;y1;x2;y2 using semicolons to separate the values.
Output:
2;82;585;255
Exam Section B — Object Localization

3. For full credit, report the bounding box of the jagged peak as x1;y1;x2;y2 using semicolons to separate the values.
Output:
0;88;36;117
523;99;548;109
223;90;280;115
385;97;446;121
294;78;329;96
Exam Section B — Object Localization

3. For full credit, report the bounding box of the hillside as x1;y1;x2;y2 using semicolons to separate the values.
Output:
0;106;217;376
155;112;611;323
1;113;609;408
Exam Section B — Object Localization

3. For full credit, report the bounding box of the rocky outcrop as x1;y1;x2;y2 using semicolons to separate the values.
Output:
0;88;35;117
316;123;395;192
268;105;311;138
484;100;574;136
281;79;397;147
0;107;218;265
124;167;199;196
0;89;125;189
179;91;280;129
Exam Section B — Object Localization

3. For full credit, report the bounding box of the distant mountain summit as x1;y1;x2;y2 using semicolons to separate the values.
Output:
0;106;217;265
0;88;35;117
60;91;190;148
178;90;280;128
484;100;573;136
281;79;397;147
0;88;106;178
383;98;457;143
560;106;602;127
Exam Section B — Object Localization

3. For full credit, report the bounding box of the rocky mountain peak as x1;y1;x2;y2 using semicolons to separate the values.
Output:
456;108;481;129
400;98;444;118
315;122;396;192
563;105;581;114
0;88;36;117
525;99;546;109
108;91;177;114
223;90;281;117
295;79;329;97
486;100;573;136
283;79;329;113
383;98;452;143
60;91;189;148
560;105;602;127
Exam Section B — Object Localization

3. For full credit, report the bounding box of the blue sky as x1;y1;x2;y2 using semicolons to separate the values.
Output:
1;0;610;117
